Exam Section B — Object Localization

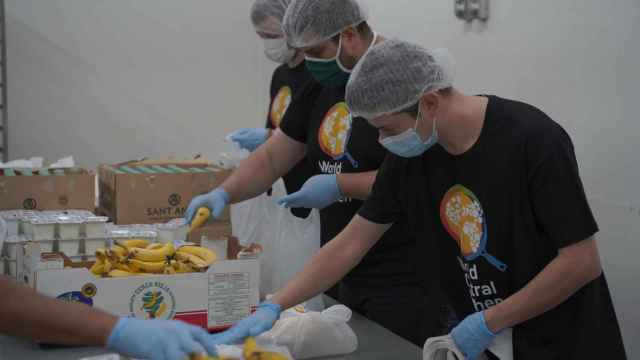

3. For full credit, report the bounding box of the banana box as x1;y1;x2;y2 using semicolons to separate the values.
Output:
18;242;260;331
98;161;231;225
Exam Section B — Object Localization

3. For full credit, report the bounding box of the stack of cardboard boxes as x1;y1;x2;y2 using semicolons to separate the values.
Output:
2;159;257;331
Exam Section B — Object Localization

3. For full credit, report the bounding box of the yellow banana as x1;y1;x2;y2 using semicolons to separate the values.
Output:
178;246;217;266
243;337;258;359
109;244;129;259
145;242;166;250
188;207;211;234
107;269;137;277
175;251;209;269
172;260;196;273
95;248;109;261
243;337;288;360
129;242;175;262
191;355;229;360
90;257;106;276
103;257;114;274
116;239;151;249
114;260;137;273
127;258;167;273
189;338;284;360
163;264;177;275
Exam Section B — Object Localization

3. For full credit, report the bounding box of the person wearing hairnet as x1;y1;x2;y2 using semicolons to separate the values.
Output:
227;0;315;218
189;0;442;349
208;39;627;359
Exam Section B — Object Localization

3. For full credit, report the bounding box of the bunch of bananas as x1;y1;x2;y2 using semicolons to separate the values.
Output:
191;337;288;360
89;239;217;278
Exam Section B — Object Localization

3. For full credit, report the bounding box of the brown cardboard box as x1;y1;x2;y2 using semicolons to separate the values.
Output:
0;168;95;211
98;161;231;224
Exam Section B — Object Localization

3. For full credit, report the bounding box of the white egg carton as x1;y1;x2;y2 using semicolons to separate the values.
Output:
84;216;109;238
84;238;108;255
29;217;57;241
2;235;27;277
156;218;188;243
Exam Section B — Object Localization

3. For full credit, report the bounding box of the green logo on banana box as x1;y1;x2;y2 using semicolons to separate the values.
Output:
129;282;176;320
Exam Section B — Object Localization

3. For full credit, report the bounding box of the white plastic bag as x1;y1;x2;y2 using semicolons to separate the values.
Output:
422;328;513;360
230;178;323;311
260;305;358;359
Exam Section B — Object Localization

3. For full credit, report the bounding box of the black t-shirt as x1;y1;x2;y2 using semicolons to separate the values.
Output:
280;84;419;286
359;96;626;359
265;63;315;218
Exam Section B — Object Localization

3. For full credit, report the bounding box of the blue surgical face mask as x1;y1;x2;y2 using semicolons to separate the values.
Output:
305;32;378;88
380;104;438;158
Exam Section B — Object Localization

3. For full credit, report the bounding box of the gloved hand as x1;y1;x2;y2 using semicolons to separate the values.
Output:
450;311;497;360
106;317;216;360
207;301;282;347
227;128;269;152
277;174;342;210
185;188;230;225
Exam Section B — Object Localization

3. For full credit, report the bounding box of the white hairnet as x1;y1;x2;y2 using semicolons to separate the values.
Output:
251;0;291;34
346;39;455;120
282;0;368;48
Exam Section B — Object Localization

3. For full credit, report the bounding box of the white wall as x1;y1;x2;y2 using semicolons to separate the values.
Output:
7;0;276;165
7;0;640;356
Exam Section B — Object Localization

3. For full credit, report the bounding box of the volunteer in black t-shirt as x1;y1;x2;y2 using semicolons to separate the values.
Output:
276;6;438;346
188;0;442;349
277;81;434;346
208;39;627;359
226;0;315;218
344;41;624;359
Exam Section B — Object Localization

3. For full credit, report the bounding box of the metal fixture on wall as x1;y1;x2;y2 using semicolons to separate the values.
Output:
454;0;489;22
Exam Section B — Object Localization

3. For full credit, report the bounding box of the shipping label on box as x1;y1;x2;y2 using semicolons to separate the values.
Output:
99;163;231;225
19;242;259;331
0;169;95;211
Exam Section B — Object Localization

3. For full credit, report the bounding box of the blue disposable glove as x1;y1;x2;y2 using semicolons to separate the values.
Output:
208;302;282;347
277;174;342;210
185;188;230;225
106;317;216;360
227;128;269;152
450;311;497;360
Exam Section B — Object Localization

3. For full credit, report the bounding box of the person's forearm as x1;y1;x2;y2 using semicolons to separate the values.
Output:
484;237;602;333
223;129;305;203
222;146;281;203
0;277;117;346
336;171;377;200
271;216;389;309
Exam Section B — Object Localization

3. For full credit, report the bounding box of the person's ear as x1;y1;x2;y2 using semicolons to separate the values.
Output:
421;92;440;118
339;27;365;70
339;27;359;53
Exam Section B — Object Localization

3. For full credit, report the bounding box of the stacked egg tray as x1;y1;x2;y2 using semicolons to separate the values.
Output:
0;211;194;278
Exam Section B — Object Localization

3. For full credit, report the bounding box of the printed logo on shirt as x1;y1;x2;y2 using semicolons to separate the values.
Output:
440;185;507;272
440;185;510;311
317;102;359;168
270;86;292;128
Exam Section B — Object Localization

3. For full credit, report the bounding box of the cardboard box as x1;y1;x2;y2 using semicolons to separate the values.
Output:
19;242;260;331
0;168;95;211
98;161;231;224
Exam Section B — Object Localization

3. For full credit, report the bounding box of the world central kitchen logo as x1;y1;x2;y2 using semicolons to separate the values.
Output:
130;282;176;320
